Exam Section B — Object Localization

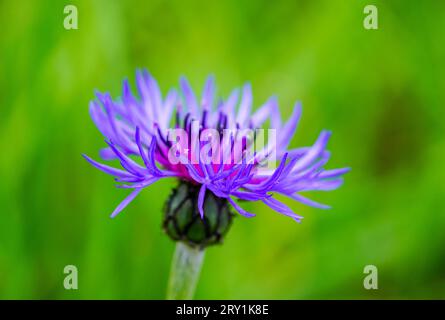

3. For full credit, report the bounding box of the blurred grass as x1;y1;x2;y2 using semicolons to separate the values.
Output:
0;0;444;299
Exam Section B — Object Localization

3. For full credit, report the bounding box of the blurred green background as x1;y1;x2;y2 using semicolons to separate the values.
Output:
1;0;445;299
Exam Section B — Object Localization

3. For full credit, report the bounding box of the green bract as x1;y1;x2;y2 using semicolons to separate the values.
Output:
163;182;234;248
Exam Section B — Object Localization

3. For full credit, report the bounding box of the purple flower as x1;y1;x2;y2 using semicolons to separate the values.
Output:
84;69;349;222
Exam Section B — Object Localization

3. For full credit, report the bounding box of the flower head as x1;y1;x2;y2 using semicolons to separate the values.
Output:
84;70;349;224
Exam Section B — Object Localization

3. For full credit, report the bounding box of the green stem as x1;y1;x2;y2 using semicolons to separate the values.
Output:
166;242;205;300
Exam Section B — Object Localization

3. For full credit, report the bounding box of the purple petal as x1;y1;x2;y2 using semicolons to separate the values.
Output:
122;78;139;116
135;128;163;177
99;147;117;160
223;89;239;124
180;76;198;116
298;178;344;191
146;137;163;176
228;197;256;218
278;101;302;151
251;96;277;128
99;93;136;153
262;197;303;222
271;102;281;129
135;127;151;169
291;130;331;173
82;154;134;179
110;188;143;218
176;155;204;182
289;193;331;209
286;147;311;158
254;153;289;191
198;185;207;219
201;75;215;110
144;70;162;117
161;89;177;129
106;141;147;177
318;167;351;179
212;163;243;182
236;83;252;126
231;190;265;201
117;177;159;189
136;70;154;119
